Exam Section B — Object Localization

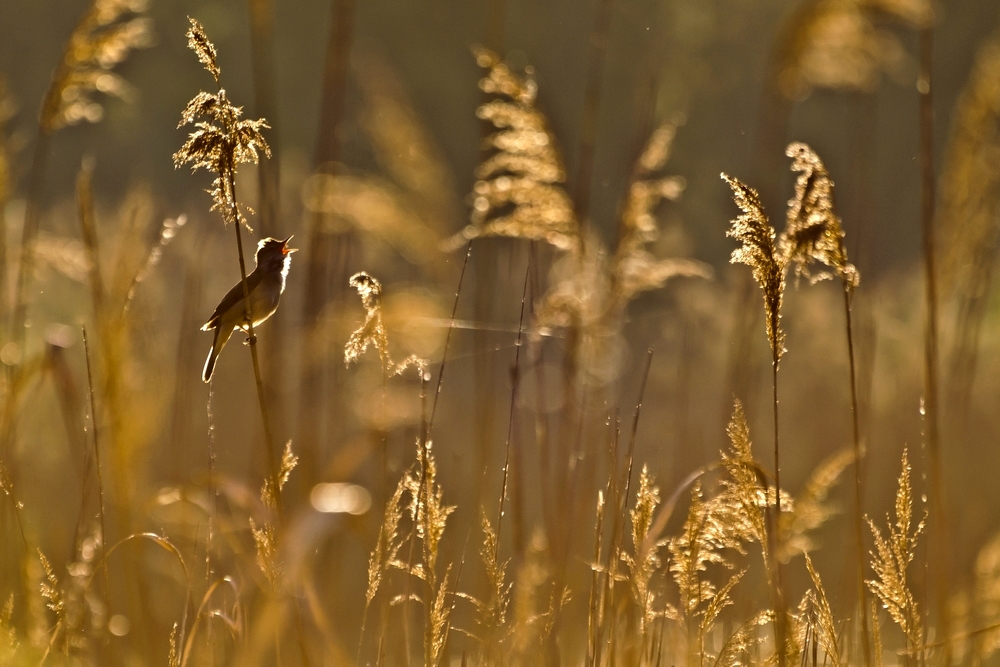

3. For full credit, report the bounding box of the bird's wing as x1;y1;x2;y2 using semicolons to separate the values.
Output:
201;270;265;330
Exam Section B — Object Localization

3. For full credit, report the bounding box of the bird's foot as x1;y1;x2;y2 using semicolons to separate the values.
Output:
244;334;257;346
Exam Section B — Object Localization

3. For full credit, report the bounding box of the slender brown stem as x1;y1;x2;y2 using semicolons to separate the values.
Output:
226;163;281;513
771;354;787;667
205;385;216;658
843;285;872;667
427;241;472;440
81;326;111;613
494;257;531;556
919;22;950;665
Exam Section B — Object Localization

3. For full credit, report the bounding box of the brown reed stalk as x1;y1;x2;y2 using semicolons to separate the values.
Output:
780;142;869;666
918;22;951;665
494;258;531;571
427;241;472;439
81;326;110;615
722;172;787;667
172;18;281;507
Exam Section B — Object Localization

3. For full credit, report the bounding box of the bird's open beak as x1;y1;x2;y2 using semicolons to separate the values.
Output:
281;235;298;255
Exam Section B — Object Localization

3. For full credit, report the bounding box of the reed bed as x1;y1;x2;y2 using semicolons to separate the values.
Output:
1;1;1000;666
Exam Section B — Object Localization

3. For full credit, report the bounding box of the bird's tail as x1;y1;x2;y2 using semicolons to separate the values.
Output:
203;327;221;383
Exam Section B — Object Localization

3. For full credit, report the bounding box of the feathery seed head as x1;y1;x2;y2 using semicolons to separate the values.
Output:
185;17;220;83
722;173;786;361
782;142;859;289
866;448;925;649
40;0;151;132
445;48;579;254
345;272;427;376
174;19;270;230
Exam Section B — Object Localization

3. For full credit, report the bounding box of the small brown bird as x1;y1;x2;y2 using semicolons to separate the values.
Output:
202;236;296;382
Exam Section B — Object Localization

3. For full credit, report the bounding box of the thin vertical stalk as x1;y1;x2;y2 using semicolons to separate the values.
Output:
225;162;282;512
206;385;217;659
482;256;529;665
919;23;949;665
81;326;110;611
247;0;286;435
426;242;472;440
494;257;531;556
771;353;787;667
843;286;872;667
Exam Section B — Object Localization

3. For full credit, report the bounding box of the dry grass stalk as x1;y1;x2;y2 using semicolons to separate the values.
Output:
412;441;455;665
426;563;454;666
723;173;785;361
174;19;286;535
345;271;428;377
367;476;407;607
168;623;180;667
781;140;869;664
723;172;788;667
39;0;151;133
626;466;664;639
587;489;606;665
250;440;298;590
667;483;748;630
532;119;709;386
36;549;69;659
404;441;455;590
803;553;840;667
173;21;270;231
359;475;405;662
613;120;711;303
13;0;150;354
718;400;771;555
345;271;389;368
872;600;884;667
476;513;511;661
782;143;858;288
446;47;578;253
866;449;925;655
780;448;853;560
713;610;771;667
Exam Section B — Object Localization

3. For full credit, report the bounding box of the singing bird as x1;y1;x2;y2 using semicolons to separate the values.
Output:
201;236;296;382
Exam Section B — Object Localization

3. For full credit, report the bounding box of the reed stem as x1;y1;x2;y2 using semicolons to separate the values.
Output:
771;353;787;667
844;285;872;667
81;326;111;613
919;22;950;665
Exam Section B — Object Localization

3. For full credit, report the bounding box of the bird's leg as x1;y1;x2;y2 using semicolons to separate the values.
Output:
243;318;257;345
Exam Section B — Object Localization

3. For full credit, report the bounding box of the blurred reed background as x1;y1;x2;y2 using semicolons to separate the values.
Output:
0;0;1000;665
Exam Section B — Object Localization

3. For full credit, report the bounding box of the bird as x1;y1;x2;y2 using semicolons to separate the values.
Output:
201;236;296;383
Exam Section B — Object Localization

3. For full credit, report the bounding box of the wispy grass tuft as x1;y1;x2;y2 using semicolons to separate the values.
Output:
866;449;925;658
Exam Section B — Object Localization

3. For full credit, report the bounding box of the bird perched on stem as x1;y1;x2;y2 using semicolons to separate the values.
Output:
202;236;296;382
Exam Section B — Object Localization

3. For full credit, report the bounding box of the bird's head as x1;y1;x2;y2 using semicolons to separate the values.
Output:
256;236;297;275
